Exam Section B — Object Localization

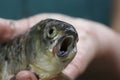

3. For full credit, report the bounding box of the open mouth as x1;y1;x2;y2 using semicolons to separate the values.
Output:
58;37;73;57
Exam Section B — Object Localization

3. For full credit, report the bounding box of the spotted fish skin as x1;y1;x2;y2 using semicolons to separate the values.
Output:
0;19;78;80
0;34;30;80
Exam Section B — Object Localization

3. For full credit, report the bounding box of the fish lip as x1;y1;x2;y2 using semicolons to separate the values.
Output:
57;36;74;57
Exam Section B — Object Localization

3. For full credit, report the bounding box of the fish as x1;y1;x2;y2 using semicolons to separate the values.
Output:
0;19;78;80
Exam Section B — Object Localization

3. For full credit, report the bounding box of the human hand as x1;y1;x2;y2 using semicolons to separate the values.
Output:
0;13;120;80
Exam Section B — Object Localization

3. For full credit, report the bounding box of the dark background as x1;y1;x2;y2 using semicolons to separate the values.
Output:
0;0;111;26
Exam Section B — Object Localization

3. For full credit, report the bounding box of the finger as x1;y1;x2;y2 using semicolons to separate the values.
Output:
16;70;37;80
0;19;15;43
0;18;32;43
12;19;31;37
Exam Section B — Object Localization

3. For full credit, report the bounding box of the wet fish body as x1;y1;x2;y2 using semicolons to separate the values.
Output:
0;19;78;80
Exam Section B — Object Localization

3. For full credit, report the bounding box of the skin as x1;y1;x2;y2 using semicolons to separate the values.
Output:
0;13;120;80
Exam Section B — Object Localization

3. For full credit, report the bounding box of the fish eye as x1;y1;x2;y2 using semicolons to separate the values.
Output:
47;27;57;38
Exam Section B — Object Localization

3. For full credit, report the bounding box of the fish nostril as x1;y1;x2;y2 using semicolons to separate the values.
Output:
58;37;73;57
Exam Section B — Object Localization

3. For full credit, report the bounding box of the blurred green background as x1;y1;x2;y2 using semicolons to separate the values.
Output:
0;0;112;79
0;0;111;26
